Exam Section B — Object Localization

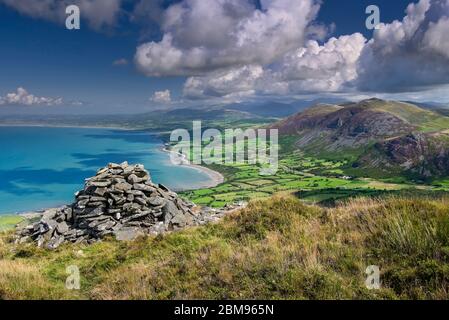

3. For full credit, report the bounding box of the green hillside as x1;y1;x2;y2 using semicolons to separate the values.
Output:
365;99;449;132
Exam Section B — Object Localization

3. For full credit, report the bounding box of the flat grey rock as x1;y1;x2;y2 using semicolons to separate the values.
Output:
148;196;166;206
114;227;144;241
56;221;69;234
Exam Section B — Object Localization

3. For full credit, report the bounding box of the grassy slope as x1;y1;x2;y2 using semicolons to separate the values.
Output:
0;215;24;232
1;195;449;300
371;100;449;132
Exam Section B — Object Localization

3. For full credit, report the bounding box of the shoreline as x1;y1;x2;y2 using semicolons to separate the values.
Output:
161;146;225;190
180;163;225;190
0;123;134;131
10;156;224;217
0;125;224;216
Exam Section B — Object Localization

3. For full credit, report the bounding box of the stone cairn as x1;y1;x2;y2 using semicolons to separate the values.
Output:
16;162;227;249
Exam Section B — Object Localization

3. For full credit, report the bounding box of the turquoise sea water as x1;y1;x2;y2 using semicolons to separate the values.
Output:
0;126;211;214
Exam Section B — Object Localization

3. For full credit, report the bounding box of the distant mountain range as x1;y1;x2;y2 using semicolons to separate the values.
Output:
271;98;449;180
0;98;347;129
404;101;449;117
0;106;260;130
223;98;348;118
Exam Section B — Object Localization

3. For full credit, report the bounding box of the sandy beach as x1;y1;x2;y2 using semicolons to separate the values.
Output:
183;163;225;189
162;146;225;189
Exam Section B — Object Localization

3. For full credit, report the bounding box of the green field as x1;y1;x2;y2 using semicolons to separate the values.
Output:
181;137;437;207
0;215;24;232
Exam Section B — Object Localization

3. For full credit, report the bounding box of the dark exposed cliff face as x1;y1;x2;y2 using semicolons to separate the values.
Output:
360;133;449;179
322;107;413;138
272;103;415;151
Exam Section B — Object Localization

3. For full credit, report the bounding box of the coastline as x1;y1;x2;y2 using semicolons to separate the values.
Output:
182;163;225;189
0;123;134;131
10;152;224;217
0;125;224;216
161;146;225;190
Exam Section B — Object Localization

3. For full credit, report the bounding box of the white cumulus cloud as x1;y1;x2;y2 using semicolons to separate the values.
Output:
356;0;449;92
183;33;367;99
423;15;449;58
135;0;323;76
183;65;264;99
181;0;449;100
0;87;63;106
270;33;367;93
151;90;172;103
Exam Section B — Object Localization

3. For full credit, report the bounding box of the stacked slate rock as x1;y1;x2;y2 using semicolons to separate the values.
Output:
16;162;206;249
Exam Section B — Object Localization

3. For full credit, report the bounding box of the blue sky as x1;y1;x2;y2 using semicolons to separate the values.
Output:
1;0;448;114
0;1;182;113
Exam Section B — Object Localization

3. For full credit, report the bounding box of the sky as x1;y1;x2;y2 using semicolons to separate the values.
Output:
0;0;448;114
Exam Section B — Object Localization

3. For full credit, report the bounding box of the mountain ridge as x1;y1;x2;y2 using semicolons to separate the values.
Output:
272;98;449;179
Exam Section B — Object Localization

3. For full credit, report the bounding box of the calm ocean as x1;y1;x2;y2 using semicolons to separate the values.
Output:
0;126;211;214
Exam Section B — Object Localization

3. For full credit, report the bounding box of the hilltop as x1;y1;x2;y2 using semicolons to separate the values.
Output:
272;98;449;179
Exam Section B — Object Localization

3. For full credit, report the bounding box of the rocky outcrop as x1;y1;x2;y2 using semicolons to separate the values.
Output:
358;133;449;179
16;162;235;249
271;100;415;152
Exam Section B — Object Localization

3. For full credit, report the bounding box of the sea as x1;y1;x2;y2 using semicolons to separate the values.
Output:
0;126;212;214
